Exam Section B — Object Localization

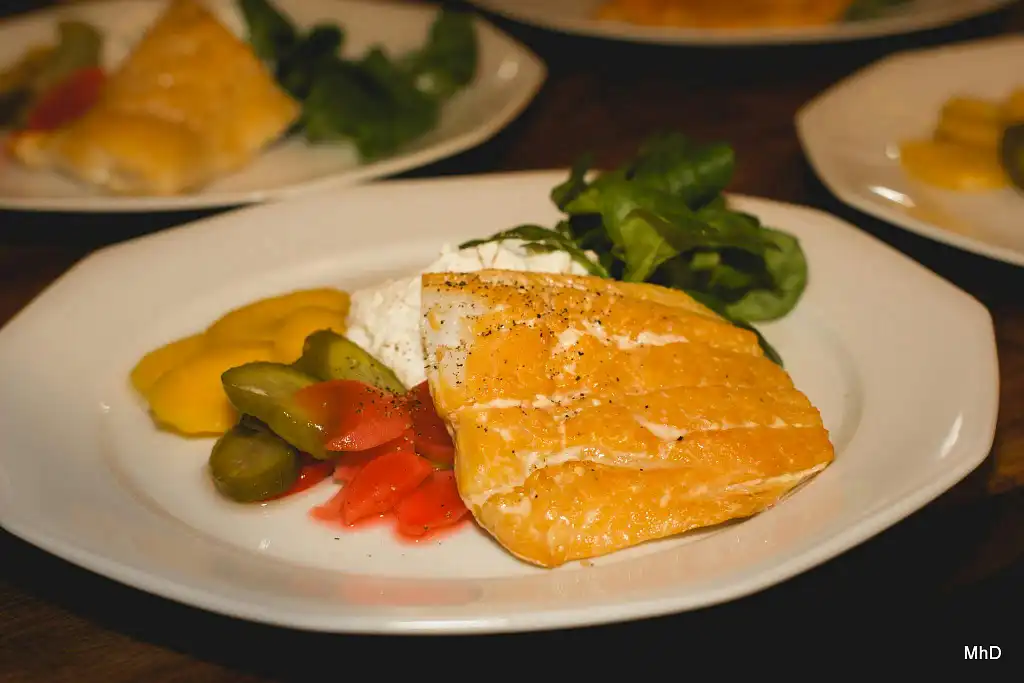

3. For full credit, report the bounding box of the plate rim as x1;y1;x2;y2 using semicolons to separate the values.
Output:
463;0;1017;46
0;170;1001;633
0;0;548;213
795;34;1024;267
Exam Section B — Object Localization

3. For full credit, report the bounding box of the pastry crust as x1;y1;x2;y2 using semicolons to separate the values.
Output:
421;269;835;568
9;0;300;195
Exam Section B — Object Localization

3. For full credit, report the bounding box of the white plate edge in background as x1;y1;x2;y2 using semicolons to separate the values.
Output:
795;34;1024;266
0;0;547;213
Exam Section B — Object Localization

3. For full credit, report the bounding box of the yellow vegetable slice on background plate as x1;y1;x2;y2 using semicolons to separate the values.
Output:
935;112;1002;151
933;95;1008;151
939;96;1003;126
1003;89;1024;123
145;342;277;436
899;139;1008;191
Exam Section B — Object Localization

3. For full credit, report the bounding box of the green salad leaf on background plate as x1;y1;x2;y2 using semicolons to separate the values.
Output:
239;0;478;161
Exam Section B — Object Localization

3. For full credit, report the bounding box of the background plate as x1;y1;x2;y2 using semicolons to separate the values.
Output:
797;35;1024;266
0;0;545;212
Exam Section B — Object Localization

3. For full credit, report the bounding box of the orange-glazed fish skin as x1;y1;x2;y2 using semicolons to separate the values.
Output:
421;269;835;568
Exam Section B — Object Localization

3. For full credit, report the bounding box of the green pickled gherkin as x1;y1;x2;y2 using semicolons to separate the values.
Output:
293;329;406;393
209;421;299;503
220;361;327;458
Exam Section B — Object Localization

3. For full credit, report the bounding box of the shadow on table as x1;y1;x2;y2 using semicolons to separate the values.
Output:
2;489;1022;674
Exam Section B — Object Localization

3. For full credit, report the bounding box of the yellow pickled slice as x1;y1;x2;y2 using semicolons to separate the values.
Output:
1002;88;1024;124
940;96;1004;126
271;306;347;363
935;112;1002;151
204;288;350;346
130;333;206;397
899;139;1008;192
145;342;277;436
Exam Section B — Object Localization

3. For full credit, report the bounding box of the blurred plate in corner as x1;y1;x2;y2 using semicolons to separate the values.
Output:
797;35;1024;266
0;0;546;213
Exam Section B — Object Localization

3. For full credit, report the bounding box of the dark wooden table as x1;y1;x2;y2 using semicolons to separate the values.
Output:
2;0;1024;677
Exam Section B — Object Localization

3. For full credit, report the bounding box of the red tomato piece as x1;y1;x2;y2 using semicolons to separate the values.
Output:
310;486;346;523
333;453;372;484
341;450;434;525
25;67;105;131
331;429;412;483
407;381;455;466
361;428;417;456
395;470;469;538
295;379;412;452
415;439;456;468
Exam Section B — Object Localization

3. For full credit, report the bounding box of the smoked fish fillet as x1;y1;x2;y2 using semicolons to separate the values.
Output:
421;269;835;568
595;0;853;29
10;0;300;195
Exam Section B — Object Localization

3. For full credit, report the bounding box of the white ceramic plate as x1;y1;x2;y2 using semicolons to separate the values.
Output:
797;35;1024;266
0;0;545;212
0;171;998;634
464;0;1015;46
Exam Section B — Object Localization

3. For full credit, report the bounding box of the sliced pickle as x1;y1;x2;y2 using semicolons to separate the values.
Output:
220;361;327;458
1001;122;1024;193
293;329;406;393
209;421;299;503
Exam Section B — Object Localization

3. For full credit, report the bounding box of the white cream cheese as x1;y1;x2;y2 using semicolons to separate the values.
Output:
344;240;593;388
